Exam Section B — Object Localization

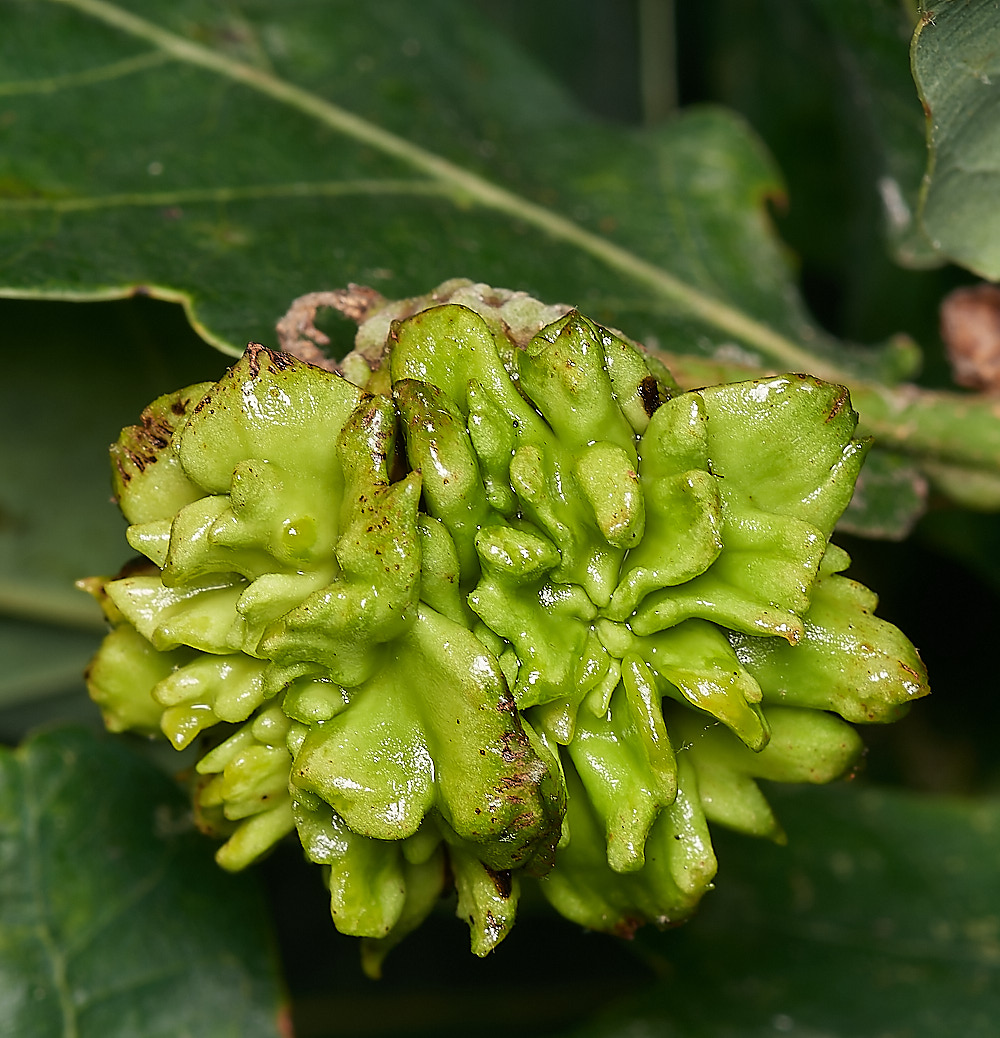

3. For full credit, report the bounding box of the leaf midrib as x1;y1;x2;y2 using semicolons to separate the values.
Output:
38;0;845;382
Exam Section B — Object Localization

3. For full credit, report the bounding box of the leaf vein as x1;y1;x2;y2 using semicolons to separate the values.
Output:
60;862;169;964
0;50;171;97
0;179;452;213
42;0;845;381
72;962;201;1019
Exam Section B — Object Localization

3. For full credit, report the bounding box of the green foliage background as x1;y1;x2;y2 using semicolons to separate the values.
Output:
2;1;999;1035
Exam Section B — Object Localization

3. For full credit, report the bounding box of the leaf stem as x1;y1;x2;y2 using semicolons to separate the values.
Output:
0;582;107;631
43;0;848;383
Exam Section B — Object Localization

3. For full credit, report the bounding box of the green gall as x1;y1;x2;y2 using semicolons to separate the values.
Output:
83;279;928;972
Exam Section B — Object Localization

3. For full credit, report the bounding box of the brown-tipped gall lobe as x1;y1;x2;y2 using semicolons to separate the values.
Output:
83;280;927;967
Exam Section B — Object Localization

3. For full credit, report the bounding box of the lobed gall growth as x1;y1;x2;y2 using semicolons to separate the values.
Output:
83;279;928;975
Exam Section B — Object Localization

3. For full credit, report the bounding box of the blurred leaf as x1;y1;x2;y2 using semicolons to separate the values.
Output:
913;0;1000;279
673;0;956;354
6;0;995;580
0;614;105;745
0;4;994;1035
921;458;1000;511
703;0;933;271
0;618;97;709
0;297;224;604
569;782;1000;1037
0;0;906;384
806;0;937;269
838;447;928;540
0;726;287;1037
0;297;224;710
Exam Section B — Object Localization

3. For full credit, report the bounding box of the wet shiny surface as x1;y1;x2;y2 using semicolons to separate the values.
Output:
85;294;926;964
